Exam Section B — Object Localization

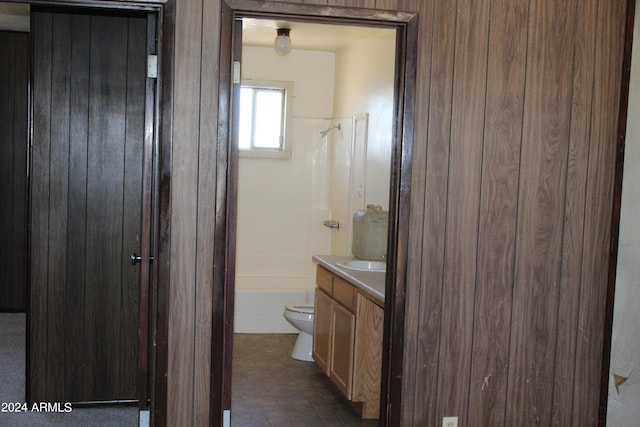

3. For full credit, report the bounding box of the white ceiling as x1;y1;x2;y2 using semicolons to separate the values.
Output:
0;3;29;32
242;17;395;52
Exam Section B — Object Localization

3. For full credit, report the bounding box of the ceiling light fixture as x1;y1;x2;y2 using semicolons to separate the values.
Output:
274;28;292;56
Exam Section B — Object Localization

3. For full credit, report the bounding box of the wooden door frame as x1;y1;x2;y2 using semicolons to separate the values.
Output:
16;0;171;423
215;1;418;425
600;0;636;423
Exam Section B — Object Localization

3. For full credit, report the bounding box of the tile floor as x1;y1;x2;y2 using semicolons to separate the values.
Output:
231;333;379;427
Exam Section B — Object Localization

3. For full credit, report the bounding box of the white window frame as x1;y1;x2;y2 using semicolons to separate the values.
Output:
238;79;293;159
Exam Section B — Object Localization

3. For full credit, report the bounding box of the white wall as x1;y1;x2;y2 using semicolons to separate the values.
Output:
607;0;640;423
329;30;396;255
234;46;335;332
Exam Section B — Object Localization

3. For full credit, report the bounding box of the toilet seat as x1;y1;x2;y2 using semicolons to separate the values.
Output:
285;304;314;314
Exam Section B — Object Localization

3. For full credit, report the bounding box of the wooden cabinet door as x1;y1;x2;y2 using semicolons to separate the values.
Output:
330;301;355;399
353;294;384;418
313;289;332;374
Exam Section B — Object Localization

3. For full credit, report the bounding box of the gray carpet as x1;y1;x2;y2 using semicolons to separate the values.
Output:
0;313;138;427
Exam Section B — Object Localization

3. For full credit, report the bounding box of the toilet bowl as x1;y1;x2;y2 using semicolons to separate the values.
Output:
283;304;315;362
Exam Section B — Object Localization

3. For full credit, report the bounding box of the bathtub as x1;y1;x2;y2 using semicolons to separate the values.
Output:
234;276;315;333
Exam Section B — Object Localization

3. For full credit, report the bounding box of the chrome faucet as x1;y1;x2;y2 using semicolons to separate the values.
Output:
323;219;340;229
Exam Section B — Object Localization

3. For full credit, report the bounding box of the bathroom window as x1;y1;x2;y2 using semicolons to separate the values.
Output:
238;80;293;159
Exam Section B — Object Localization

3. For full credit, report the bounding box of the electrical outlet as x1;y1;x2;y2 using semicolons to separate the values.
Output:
443;416;458;427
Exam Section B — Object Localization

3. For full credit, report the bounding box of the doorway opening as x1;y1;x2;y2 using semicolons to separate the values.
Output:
217;2;417;425
28;1;160;411
233;18;393;424
0;1;166;425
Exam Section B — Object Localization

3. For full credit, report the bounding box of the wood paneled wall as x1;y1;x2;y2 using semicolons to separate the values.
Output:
401;0;628;425
0;31;28;312
168;0;629;424
166;0;219;423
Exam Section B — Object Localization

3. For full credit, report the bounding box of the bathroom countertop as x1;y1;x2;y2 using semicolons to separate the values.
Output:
312;255;386;304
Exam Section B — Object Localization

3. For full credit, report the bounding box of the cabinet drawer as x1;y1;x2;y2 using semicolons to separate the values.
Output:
333;276;357;312
316;266;334;295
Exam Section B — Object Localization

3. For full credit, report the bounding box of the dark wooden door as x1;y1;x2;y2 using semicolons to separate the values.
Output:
0;31;29;312
29;7;154;404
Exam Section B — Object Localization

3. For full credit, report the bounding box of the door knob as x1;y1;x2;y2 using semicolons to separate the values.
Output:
130;252;153;265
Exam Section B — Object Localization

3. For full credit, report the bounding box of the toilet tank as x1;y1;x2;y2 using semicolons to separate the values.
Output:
352;205;388;261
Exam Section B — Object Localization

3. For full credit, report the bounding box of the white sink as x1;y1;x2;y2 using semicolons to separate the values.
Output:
336;259;386;272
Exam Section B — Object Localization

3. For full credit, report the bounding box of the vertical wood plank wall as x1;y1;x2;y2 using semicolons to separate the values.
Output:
168;0;218;424
0;31;28;312
169;0;201;422
168;0;629;424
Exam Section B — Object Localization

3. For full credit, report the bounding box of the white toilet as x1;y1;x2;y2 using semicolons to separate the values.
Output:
283;304;315;362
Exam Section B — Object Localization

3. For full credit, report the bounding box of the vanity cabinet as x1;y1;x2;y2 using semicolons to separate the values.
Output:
312;265;383;419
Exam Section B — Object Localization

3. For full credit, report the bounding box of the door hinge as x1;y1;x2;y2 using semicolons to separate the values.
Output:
233;61;241;84
147;55;158;79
